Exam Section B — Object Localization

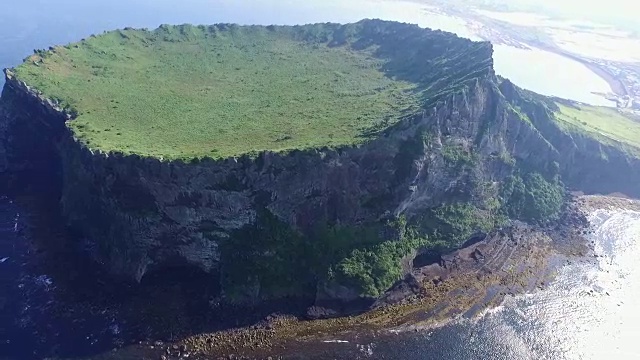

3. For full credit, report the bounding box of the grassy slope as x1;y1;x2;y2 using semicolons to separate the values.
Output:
13;24;422;159
554;103;640;155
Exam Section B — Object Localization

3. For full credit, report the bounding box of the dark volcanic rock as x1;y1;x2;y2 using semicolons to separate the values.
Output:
373;273;424;307
305;306;339;320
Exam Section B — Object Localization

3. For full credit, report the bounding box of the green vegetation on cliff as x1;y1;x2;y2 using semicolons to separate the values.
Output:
501;172;565;222
220;193;543;301
421;203;500;244
441;143;477;167
219;212;430;301
335;235;430;297
554;103;640;154
12;20;493;160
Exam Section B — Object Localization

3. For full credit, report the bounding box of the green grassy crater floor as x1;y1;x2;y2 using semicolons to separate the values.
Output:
14;24;426;159
555;103;640;154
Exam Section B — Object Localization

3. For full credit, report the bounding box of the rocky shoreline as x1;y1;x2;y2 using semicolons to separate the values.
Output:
76;195;594;360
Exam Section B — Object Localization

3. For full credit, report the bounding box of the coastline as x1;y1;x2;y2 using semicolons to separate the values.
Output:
409;2;631;103
474;26;629;99
539;46;628;98
78;196;595;360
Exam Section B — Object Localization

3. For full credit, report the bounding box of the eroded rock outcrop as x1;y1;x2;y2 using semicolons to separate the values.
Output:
1;21;639;308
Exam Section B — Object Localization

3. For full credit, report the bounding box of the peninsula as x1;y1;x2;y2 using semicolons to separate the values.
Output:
1;19;640;358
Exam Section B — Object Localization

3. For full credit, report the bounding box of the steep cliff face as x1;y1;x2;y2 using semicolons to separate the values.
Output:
0;72;69;190
499;80;640;197
1;27;639;306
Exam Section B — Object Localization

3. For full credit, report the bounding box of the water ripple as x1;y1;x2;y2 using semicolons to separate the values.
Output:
295;209;640;359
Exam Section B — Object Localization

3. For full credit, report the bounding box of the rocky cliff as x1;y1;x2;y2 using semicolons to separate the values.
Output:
1;21;639;307
499;82;640;197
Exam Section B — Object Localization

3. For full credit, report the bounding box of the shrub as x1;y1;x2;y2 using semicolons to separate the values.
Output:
335;236;429;297
501;172;565;222
417;203;495;247
441;143;475;167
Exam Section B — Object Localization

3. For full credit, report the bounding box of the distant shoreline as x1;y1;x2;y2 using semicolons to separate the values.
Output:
77;196;595;360
412;2;631;103
545;47;629;97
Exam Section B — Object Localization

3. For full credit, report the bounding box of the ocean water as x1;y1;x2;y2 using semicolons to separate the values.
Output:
0;195;127;359
283;208;640;359
0;0;618;106
491;45;616;107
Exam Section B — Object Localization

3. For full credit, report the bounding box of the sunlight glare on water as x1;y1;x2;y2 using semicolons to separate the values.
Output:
466;209;640;360
293;208;640;360
570;210;640;359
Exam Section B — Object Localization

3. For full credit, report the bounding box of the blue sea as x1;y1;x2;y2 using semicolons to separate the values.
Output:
1;1;639;359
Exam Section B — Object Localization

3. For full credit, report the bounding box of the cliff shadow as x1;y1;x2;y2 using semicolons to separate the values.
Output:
0;184;321;359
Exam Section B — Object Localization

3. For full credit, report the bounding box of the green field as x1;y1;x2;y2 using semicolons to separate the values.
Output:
13;24;430;159
13;21;493;160
554;103;640;153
